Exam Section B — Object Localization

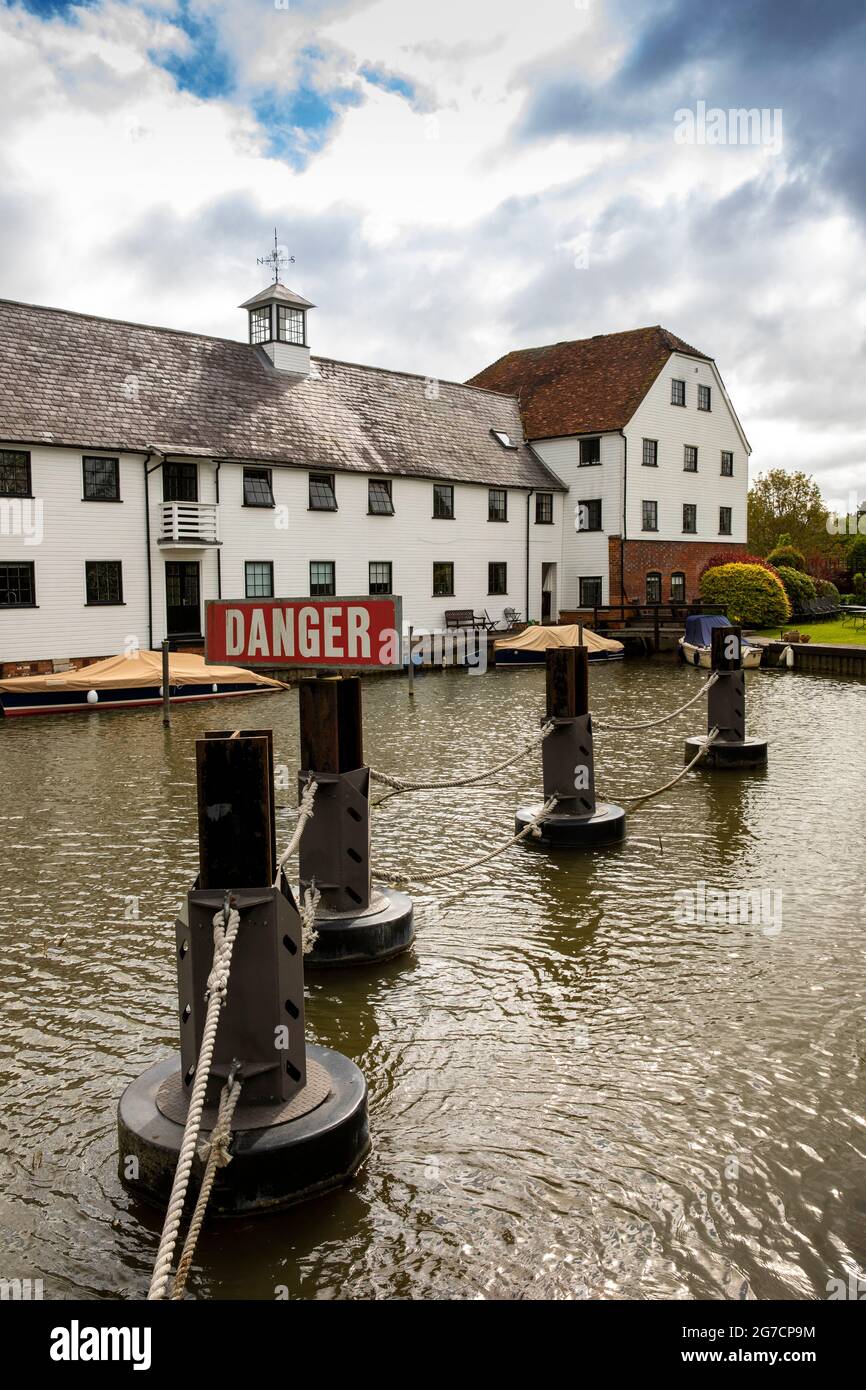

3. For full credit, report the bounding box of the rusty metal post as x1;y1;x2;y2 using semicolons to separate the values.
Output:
161;637;171;727
708;625;746;743
684;624;767;768
296;675;414;967
298;677;370;914
180;729;306;1106
517;646;624;847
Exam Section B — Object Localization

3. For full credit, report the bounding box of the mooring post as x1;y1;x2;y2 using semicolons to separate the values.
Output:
297;675;414;967
161;637;171;727
407;624;415;700
684;624;768;769
117;725;372;1216
515;646;625;848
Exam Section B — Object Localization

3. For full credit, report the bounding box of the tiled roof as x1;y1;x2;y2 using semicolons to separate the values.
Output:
0;298;565;491
467;326;712;440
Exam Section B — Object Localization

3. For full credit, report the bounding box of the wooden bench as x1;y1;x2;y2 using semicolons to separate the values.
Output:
445;609;477;630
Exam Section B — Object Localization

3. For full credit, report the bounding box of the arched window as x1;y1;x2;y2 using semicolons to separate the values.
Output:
645;571;662;604
670;571;686;602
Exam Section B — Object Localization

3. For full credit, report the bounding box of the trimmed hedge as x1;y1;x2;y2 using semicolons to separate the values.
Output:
699;562;791;627
815;578;840;599
766;538;807;572
775;565;818;609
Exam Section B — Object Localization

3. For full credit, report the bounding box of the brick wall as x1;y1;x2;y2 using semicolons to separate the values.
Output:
608;537;748;603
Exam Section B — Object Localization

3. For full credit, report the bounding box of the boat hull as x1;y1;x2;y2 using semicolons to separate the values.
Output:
0;683;281;718
495;647;623;667
679;639;762;670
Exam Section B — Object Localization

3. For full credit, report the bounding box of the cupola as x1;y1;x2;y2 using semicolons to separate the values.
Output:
239;281;316;378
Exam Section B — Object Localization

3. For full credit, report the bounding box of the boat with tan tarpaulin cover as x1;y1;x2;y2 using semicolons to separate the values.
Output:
0;650;288;717
494;623;624;666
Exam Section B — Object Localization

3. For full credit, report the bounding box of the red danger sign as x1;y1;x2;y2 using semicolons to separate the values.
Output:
204;596;402;669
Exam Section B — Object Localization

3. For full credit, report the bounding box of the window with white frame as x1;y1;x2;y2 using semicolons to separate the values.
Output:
245;561;274;598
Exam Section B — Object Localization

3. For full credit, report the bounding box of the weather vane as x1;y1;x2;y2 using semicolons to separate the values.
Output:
257;228;295;283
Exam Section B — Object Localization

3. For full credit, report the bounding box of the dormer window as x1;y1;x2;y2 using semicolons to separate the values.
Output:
278;305;305;346
249;307;271;345
492;429;517;449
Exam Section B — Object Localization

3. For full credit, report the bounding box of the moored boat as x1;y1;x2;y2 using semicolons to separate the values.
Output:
679;614;763;669
0;649;288;717
494;622;624;666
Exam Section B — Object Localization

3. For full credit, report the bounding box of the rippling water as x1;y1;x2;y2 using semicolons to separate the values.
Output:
1;661;864;1301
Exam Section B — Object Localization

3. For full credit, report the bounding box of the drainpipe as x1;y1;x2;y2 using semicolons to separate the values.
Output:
144;447;166;651
525;489;534;621
619;429;628;612
215;460;222;599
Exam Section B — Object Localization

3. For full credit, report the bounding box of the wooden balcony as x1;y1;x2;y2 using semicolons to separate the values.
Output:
157;501;220;547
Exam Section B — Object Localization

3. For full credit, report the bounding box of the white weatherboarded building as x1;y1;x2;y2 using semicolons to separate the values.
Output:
0;285;564;673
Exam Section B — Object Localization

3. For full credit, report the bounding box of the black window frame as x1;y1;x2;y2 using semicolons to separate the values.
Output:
85;559;123;606
683;503;697;534
245;560;274;598
309;560;336;597
671;378;686;407
433;483;455;519
309;472;337;512
579;576;603;607
646;571;662;604
579;437;601;467
488;561;507;596
433;561;454;597
249;306;272;345
535;491;553;524
163;461;198;503
670;571;686;602
641;499;658;532
243;466;274;508
697;384;712;412
368;561;393;595
0;449;32;498
82;455;120;502
719;506;733;536
368;479;395;516
488;488;508;522
576;498;602;532
0;560;36;607
683;445;698;473
642;438;658;467
277;305;305;346
721;450;734;477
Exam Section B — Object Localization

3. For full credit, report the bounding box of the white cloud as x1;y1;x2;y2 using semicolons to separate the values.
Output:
0;0;864;498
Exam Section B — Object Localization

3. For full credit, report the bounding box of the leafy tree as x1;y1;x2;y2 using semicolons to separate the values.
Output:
847;535;866;578
748;470;832;557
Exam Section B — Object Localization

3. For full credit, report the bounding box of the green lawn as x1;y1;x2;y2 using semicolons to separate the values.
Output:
748;619;866;646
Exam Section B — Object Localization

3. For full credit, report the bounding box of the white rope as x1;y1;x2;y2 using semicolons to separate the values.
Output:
599;727;721;809
419;794;559;889
300;883;321;954
370;721;555;802
147;904;241;1301
273;778;318;888
170;1070;243;1301
595;673;718;732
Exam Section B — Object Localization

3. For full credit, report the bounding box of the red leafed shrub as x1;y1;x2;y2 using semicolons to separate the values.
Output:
698;552;781;582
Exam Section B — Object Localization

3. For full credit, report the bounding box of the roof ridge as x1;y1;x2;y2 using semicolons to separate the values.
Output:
0;297;525;407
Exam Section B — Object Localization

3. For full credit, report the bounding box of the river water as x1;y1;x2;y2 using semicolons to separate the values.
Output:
1;661;864;1301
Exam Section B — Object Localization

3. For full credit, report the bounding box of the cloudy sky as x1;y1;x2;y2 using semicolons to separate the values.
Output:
1;0;864;504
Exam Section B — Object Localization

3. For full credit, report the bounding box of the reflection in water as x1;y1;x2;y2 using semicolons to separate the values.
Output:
0;662;864;1300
